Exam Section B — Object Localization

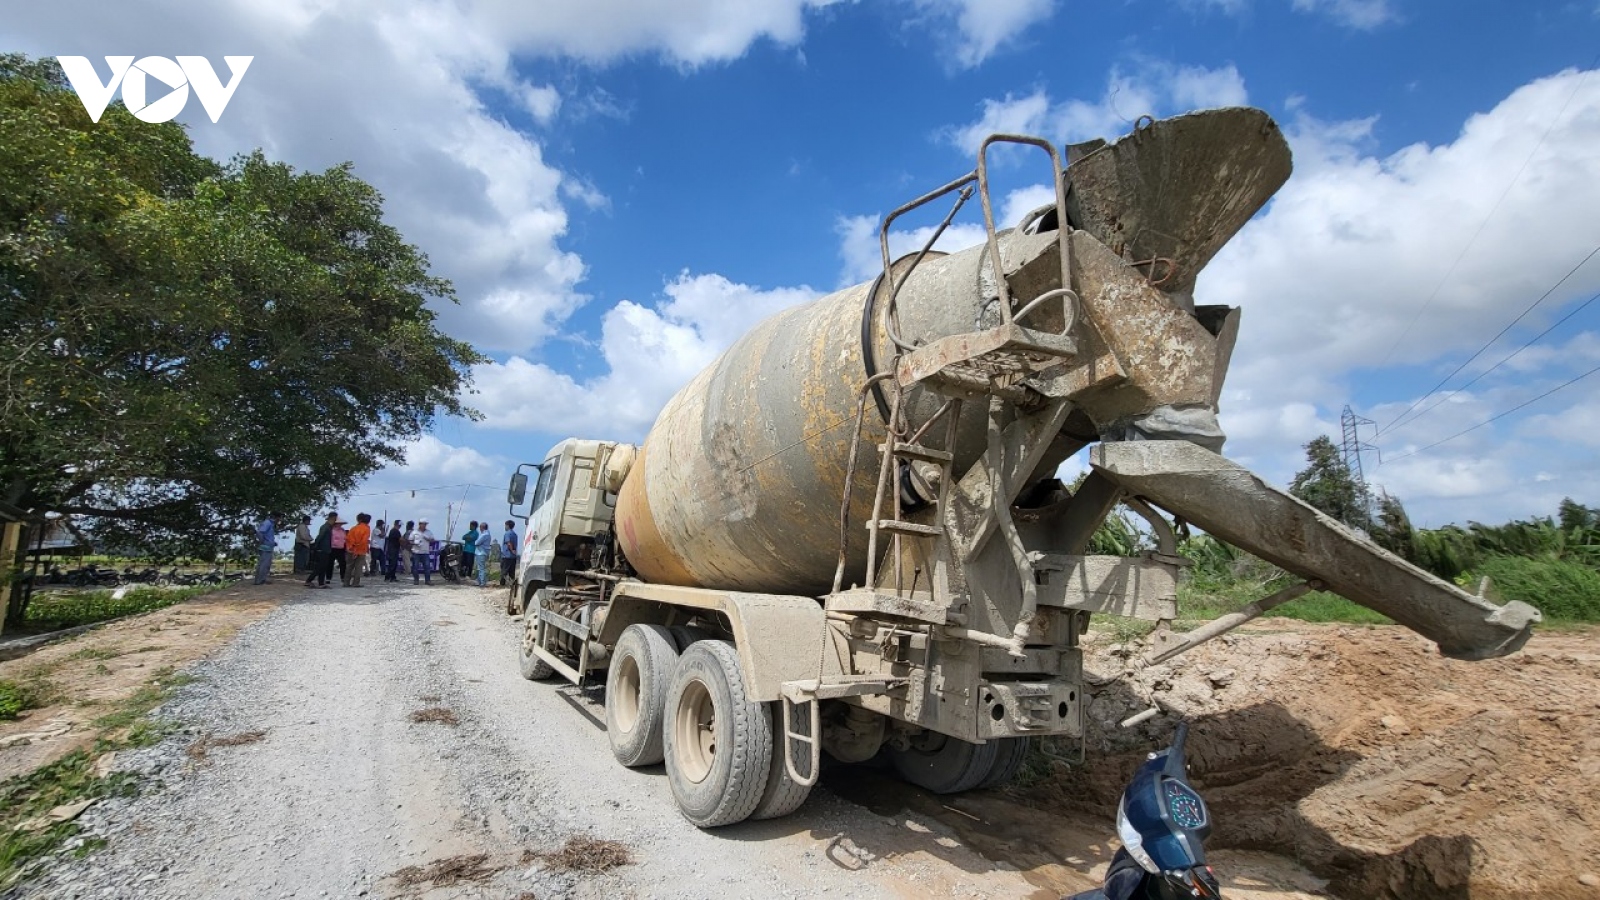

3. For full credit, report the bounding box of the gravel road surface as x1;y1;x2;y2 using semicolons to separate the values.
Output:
11;581;1061;900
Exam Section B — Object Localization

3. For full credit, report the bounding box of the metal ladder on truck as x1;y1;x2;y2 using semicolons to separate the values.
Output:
779;135;1082;787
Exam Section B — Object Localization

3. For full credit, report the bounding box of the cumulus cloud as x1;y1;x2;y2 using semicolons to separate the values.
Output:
334;434;512;537
1289;0;1397;30
834;184;1059;285
1;0;850;361
1203;67;1600;521
471;273;822;441
457;0;841;68
907;0;1058;68
945;61;1249;153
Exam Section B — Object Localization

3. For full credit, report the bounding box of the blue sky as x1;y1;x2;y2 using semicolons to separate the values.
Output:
8;0;1600;535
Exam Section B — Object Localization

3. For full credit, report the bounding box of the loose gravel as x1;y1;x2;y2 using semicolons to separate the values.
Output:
6;581;1037;900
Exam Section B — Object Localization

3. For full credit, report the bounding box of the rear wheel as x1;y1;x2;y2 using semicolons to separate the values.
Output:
663;640;771;827
605;625;680;767
749;703;812;820
887;732;999;794
518;605;555;681
668;625;713;652
976;737;1032;790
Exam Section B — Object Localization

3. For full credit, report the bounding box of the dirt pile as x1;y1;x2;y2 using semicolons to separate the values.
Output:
1029;623;1600;900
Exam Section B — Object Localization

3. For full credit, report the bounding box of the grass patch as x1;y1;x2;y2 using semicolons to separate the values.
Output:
1179;579;1391;626
0;666;200;885
0;679;49;721
22;585;220;632
0;751;140;887
1263;590;1391;624
91;670;196;735
1472;554;1600;622
66;648;120;662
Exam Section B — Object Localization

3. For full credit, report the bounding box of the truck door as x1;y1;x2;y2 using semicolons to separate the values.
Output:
523;454;562;583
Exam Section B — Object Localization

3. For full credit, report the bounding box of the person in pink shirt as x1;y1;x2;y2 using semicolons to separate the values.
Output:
330;518;348;584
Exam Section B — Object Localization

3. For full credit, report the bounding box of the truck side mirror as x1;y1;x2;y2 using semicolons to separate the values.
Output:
507;472;528;506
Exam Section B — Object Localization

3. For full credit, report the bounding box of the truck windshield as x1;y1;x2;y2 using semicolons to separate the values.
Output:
530;459;559;511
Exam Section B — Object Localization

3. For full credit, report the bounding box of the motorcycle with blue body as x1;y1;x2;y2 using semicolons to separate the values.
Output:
1067;723;1222;900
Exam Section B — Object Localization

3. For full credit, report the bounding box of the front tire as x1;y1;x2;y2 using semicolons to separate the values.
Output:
605;625;680;767
663;640;771;828
518;606;555;681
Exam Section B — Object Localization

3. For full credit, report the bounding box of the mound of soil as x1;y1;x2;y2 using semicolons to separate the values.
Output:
1027;623;1600;900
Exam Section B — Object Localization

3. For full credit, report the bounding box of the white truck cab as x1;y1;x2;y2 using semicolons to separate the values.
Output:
506;439;634;612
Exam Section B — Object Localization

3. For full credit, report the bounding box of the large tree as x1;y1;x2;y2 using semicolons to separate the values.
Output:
1289;435;1370;531
0;55;483;556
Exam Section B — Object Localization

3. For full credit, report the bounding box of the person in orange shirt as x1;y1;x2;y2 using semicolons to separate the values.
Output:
343;513;373;587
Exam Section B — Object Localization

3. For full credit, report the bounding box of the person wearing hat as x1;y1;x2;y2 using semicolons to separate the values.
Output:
410;519;436;585
304;512;338;588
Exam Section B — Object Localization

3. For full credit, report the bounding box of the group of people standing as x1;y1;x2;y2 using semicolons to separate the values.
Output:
295;512;376;588
283;514;518;589
459;519;520;588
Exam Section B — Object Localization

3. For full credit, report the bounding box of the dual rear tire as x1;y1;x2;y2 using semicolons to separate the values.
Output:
605;628;811;827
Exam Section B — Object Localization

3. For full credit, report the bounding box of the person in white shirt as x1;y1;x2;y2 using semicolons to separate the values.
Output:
409;519;436;585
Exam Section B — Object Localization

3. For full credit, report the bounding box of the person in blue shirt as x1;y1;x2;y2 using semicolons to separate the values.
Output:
500;520;519;587
254;513;279;585
461;520;479;580
474;523;496;587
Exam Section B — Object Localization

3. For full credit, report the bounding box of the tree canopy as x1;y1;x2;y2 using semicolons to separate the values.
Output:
1289;435;1370;530
0;54;484;555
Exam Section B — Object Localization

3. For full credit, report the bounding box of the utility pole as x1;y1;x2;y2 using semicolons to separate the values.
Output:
1340;404;1379;523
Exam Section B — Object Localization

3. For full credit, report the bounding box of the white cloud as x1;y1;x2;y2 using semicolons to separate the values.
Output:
1183;0;1397;29
1210;65;1600;524
834;183;1056;285
2;0;856;362
946;61;1249;153
336;434;512;538
908;0;1058;68
471;273;822;441
1289;0;1397;30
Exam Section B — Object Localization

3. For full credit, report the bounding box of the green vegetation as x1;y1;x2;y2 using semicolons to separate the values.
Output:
0;751;141;886
0;53;484;628
1092;484;1600;627
0;680;44;720
21;585;219;632
1473;555;1600;622
0;667;196;886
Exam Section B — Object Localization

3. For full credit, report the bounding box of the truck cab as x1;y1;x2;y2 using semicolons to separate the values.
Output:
506;438;634;613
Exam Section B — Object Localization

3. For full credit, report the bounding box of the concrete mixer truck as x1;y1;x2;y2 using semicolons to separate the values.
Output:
501;107;1540;829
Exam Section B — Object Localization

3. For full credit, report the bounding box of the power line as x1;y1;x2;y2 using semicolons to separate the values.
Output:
1379;242;1600;436
1383;285;1600;434
1385;361;1600;462
339;482;500;500
1378;59;1597;368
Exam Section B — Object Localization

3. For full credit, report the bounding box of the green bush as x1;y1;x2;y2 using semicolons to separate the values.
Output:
0;681;39;720
1473;554;1600;622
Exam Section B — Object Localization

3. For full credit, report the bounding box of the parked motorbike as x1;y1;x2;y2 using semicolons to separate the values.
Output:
1066;723;1221;900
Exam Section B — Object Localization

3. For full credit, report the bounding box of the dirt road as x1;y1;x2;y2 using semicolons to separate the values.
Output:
9;581;1333;900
